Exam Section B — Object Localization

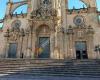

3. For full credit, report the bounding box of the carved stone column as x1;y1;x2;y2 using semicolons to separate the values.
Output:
50;31;55;59
27;33;32;58
58;27;65;59
24;29;29;58
32;31;36;59
54;25;60;59
17;35;22;58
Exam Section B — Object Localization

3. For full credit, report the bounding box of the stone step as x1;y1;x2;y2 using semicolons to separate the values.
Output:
0;59;100;77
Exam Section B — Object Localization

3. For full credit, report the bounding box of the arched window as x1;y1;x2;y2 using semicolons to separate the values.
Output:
68;0;87;9
13;4;28;14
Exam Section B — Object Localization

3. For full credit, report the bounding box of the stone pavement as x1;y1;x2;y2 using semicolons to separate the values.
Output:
0;74;100;80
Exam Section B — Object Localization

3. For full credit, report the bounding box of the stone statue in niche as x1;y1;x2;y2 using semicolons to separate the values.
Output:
36;7;42;17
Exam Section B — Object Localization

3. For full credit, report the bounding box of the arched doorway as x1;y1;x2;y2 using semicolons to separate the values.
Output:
36;25;50;58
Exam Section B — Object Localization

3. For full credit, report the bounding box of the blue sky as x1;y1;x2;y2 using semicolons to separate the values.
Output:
0;0;100;28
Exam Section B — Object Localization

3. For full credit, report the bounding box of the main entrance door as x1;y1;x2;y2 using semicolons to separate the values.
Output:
38;37;50;58
75;41;88;59
8;43;17;58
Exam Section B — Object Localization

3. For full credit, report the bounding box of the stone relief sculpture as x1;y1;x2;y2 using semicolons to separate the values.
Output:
31;0;55;19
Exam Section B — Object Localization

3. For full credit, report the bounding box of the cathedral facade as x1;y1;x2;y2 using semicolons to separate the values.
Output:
0;0;100;59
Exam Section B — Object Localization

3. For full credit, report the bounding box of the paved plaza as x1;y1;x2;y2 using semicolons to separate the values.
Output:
0;74;100;80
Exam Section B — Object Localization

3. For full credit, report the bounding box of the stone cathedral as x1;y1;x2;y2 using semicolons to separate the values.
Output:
0;0;100;59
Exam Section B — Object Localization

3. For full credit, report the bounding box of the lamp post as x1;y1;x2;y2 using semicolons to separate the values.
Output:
95;45;100;59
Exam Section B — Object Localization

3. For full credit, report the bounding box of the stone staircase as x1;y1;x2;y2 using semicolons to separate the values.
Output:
0;59;100;77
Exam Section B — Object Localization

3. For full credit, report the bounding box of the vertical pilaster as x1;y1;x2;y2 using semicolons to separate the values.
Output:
27;33;32;58
61;0;68;59
32;32;36;59
50;31;55;59
4;38;9;58
67;34;71;59
25;33;29;58
58;32;64;59
17;37;21;58
87;34;94;59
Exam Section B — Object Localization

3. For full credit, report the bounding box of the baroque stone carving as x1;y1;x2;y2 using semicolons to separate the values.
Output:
31;9;57;19
31;0;57;19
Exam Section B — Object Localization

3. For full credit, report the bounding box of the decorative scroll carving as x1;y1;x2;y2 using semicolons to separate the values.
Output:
31;9;57;19
31;0;57;19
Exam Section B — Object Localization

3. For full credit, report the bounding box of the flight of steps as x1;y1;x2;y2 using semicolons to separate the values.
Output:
0;59;100;77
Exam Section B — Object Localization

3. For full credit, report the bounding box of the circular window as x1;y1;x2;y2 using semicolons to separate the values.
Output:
73;15;85;26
